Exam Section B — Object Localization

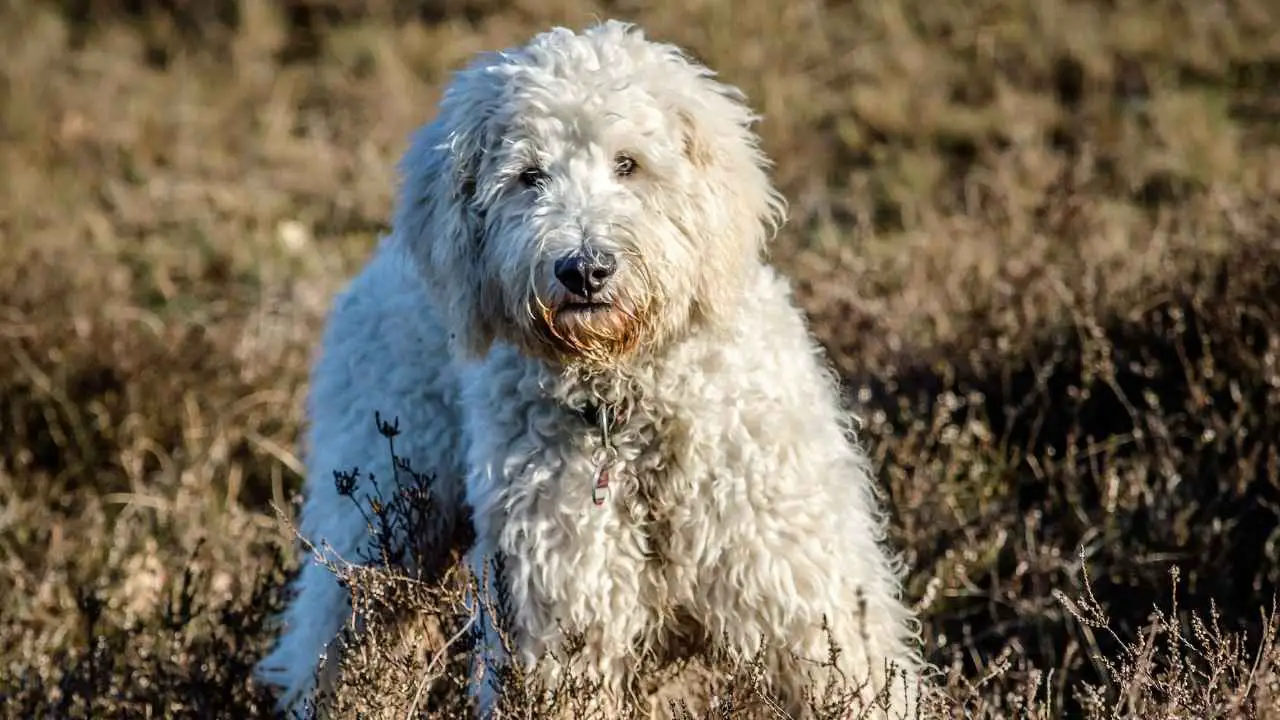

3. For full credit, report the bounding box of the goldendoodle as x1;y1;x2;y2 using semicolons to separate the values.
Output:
257;20;924;719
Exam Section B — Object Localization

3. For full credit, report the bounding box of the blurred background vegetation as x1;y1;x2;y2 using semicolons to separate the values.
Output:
1;0;1278;716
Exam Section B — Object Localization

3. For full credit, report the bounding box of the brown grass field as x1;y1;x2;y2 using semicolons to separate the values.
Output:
2;0;1280;717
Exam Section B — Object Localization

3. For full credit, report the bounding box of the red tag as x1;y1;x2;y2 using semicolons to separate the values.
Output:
591;466;610;506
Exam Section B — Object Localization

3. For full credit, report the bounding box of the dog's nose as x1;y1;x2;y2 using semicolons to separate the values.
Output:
554;251;617;297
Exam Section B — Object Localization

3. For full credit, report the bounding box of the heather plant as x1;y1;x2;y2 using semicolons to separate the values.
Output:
2;0;1278;717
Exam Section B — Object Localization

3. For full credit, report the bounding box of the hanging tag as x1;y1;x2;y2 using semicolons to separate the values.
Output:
590;441;618;507
591;464;611;506
590;403;619;507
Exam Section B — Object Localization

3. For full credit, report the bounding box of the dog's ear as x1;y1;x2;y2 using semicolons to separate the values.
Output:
676;108;718;170
666;65;787;254
393;60;507;360
652;51;789;329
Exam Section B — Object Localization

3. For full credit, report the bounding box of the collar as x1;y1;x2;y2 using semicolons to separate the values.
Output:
574;399;631;431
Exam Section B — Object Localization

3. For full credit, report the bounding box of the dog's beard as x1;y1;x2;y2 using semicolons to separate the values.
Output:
528;291;652;367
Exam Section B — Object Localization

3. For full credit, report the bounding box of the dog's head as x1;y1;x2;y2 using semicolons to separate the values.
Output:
396;21;785;368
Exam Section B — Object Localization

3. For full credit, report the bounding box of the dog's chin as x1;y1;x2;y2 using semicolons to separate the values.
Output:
525;299;649;368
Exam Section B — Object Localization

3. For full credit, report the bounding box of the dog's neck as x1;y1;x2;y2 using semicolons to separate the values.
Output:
538;313;738;428
505;307;736;432
541;361;643;427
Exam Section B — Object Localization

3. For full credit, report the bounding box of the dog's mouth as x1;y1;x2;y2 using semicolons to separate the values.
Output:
557;301;613;316
528;294;645;366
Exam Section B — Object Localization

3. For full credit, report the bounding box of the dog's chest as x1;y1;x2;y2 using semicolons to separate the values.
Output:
564;402;704;649
604;406;684;545
499;397;696;577
473;381;712;658
545;400;687;531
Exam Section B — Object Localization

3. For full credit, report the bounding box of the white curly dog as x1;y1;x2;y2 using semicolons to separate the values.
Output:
257;21;923;718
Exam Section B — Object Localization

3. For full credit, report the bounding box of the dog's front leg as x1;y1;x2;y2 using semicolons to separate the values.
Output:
462;456;658;719
671;432;923;719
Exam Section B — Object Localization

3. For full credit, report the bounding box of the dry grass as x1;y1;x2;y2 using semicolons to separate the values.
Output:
2;0;1280;717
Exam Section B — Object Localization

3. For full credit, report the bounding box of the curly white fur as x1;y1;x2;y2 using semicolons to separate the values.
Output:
256;21;924;718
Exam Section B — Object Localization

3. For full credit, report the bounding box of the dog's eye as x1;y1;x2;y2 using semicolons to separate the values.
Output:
613;154;638;177
519;167;547;188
